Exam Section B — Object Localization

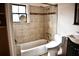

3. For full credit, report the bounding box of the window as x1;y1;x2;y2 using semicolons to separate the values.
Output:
12;4;27;22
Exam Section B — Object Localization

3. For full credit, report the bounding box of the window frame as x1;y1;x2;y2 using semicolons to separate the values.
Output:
74;3;79;25
11;4;27;22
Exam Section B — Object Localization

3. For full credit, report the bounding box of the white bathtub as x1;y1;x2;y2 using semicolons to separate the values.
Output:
16;39;48;56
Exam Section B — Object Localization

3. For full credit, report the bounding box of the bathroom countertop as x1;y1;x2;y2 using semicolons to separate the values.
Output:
68;35;79;44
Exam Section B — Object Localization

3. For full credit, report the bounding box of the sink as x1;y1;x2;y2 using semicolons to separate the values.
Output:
73;35;79;40
69;35;79;44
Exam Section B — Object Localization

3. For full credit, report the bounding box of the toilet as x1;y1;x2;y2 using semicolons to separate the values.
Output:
46;34;62;56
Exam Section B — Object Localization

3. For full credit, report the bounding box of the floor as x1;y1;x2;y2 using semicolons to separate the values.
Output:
40;52;48;56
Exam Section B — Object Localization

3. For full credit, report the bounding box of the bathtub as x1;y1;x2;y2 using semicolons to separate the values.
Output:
16;39;48;56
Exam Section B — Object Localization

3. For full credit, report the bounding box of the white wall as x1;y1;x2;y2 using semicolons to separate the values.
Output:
57;3;79;36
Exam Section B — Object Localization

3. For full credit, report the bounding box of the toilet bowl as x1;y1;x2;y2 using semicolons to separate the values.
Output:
46;34;62;56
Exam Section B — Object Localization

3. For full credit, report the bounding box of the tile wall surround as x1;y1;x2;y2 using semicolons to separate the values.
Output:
13;5;57;44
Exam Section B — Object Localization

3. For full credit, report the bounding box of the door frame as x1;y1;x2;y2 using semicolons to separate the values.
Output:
5;3;17;56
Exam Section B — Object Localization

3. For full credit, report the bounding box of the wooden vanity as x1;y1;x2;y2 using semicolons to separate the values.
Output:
66;35;79;56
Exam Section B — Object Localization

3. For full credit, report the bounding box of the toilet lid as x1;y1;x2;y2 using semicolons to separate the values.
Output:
46;41;61;48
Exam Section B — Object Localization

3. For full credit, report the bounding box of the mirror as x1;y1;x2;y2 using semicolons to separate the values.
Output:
74;3;79;25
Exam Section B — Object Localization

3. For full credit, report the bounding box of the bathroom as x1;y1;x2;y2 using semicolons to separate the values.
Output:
11;3;58;56
0;3;79;56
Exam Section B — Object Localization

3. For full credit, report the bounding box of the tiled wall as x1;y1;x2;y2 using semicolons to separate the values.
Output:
43;6;57;40
13;6;45;44
13;5;57;44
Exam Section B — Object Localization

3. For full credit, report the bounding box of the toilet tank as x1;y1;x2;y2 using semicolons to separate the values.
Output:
54;34;62;44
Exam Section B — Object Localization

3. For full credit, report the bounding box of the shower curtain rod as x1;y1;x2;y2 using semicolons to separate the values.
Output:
42;3;57;7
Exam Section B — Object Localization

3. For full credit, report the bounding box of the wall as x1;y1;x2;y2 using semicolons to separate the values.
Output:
43;6;57;40
57;3;79;36
6;4;17;55
13;5;57;44
13;6;45;44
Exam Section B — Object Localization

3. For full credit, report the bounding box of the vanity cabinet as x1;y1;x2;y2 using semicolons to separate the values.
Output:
0;3;10;56
66;38;79;56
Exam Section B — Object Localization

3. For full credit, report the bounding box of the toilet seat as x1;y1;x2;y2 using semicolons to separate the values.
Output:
46;41;61;48
46;34;62;49
45;34;63;56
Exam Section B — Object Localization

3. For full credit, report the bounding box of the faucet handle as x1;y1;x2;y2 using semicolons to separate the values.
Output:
15;39;17;44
